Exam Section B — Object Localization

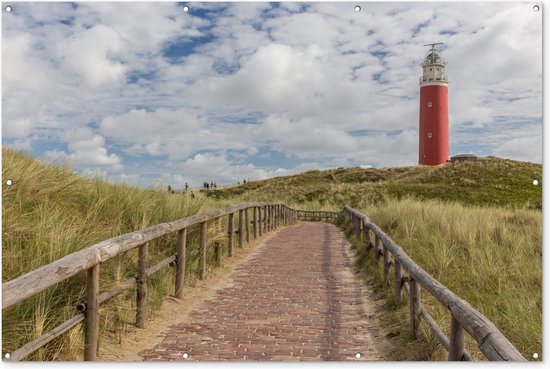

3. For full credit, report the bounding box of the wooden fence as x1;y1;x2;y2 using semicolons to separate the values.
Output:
344;205;526;361
297;210;339;222
2;203;297;361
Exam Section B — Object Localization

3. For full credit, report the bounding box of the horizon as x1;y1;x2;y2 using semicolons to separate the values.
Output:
2;2;542;188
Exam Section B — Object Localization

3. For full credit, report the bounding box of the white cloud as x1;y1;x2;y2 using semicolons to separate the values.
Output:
64;127;122;168
492;135;542;164
1;2;542;187
57;25;126;87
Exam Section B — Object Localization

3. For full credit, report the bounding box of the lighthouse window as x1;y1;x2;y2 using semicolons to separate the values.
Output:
428;132;433;139
428;101;432;107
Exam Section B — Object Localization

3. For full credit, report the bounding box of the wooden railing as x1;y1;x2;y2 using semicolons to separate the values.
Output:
343;205;526;361
297;210;339;222
2;203;297;361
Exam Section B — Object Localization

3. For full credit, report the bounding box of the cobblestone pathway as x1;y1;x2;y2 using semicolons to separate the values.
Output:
140;222;389;361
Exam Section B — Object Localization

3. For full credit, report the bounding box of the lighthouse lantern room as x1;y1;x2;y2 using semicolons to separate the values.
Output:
418;43;449;165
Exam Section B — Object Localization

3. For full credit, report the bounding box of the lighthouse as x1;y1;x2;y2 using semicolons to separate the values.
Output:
418;43;449;165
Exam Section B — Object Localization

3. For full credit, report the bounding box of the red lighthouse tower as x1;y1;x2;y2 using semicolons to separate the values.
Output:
419;43;449;165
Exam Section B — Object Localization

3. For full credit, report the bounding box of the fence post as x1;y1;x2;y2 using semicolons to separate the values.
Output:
245;208;250;243
136;242;148;328
374;235;381;264
215;241;222;267
355;216;361;240
200;221;207;279
238;210;244;248
365;225;373;251
253;207;258;238
84;264;99;361
175;228;187;299
449;315;465;361
228;213;234;257
258;207;262;237
394;260;403;303
383;245;391;285
409;277;420;339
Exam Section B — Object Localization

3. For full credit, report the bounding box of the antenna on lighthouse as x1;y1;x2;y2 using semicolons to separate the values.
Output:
423;42;443;49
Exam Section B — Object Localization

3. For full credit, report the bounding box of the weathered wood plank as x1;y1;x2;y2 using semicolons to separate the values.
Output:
10;313;85;361
253;207;258;238
449;315;465;361
257;207;262;237
84;264;99;361
245;209;250;243
409;277;420;339
417;302;473;361
215;242;222;267
374;235;381;264
136;242;148;328
394;260;403;303
238;210;244;248
175;228;187;299
200;221;207;280
383;245;391;285
227;213;234;257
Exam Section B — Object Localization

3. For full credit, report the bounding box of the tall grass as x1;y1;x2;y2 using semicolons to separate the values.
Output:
3;148;542;361
2;148;209;359
361;197;541;359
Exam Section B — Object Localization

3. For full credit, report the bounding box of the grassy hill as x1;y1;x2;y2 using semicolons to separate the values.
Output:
205;156;542;360
2;148;542;361
206;157;542;209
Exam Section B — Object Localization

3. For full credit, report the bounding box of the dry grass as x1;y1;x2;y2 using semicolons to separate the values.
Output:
2;148;542;361
2;148;210;359
341;197;541;360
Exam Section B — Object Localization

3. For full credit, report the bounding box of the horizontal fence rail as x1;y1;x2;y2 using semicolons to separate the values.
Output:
297;210;339;222
2;202;298;361
343;205;526;362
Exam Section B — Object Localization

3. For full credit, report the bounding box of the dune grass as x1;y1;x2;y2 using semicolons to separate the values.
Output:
2;148;542;361
2;148;211;359
344;197;541;360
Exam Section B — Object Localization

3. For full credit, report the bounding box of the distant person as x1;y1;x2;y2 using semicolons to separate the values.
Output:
185;182;189;191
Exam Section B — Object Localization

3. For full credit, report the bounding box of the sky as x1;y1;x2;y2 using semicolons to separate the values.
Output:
1;1;543;188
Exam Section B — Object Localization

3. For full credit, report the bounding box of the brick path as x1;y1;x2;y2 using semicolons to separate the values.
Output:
140;222;389;361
